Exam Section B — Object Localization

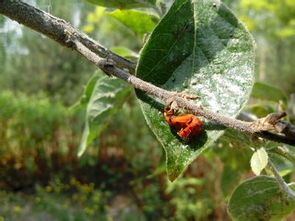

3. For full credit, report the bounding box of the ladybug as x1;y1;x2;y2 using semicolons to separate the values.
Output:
164;105;202;140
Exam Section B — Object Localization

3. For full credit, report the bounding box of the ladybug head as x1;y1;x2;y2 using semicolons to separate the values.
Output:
164;106;175;116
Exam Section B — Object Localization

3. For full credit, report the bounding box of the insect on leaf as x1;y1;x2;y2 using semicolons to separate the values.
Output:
136;0;255;181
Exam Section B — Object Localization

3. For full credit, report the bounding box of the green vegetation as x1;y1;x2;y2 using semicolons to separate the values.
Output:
0;0;294;220
136;0;255;180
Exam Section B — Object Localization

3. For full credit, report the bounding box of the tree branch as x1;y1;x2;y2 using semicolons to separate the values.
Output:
1;0;295;146
0;0;136;73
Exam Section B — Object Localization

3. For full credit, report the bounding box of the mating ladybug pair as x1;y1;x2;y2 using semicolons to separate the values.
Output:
164;103;202;140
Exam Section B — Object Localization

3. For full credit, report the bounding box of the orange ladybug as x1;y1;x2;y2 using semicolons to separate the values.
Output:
164;105;202;139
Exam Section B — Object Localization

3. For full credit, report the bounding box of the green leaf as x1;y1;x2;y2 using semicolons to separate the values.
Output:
136;0;255;181
251;82;288;103
246;104;275;118
79;73;101;107
217;133;252;197
107;10;159;36
269;147;295;177
78;77;131;157
86;0;156;9
220;128;265;149
110;47;138;60
221;165;241;197
69;73;101;112
228;176;295;221
250;147;269;175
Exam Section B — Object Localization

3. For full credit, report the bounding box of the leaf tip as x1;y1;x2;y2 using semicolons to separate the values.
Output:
77;144;86;158
167;168;183;182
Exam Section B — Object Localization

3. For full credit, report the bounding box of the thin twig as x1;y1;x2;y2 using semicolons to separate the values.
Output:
0;0;295;146
268;161;295;199
0;0;136;73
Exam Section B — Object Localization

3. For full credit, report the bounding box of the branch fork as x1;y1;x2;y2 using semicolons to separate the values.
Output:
250;112;295;140
165;92;200;109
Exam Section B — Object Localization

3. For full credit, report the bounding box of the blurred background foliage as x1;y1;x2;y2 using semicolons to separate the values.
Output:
0;0;294;220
